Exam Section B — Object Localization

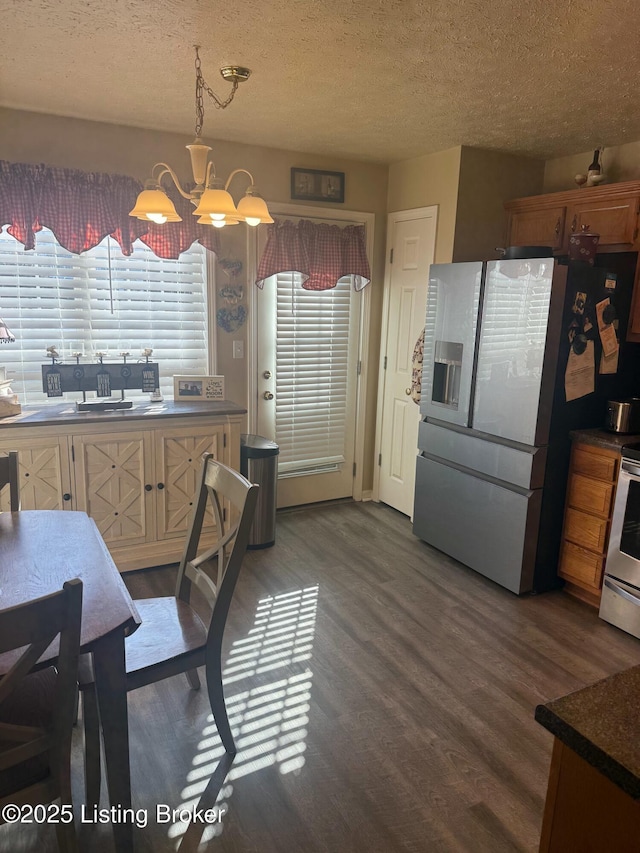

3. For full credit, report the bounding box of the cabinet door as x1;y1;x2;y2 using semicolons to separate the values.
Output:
0;437;72;510
155;424;227;540
567;195;639;248
73;431;155;546
508;206;565;250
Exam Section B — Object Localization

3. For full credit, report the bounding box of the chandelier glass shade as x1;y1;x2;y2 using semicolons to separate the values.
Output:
129;48;273;229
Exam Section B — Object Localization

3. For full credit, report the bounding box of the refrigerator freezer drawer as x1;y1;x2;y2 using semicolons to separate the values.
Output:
412;454;542;594
599;576;640;640
418;421;546;489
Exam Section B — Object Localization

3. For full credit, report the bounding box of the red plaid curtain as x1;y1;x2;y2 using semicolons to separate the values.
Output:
0;160;219;259
256;218;371;291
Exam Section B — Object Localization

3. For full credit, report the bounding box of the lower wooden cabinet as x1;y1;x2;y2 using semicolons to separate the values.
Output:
0;404;244;571
558;441;620;606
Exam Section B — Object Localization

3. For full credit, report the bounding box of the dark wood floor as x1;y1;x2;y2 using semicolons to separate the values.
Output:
4;500;640;852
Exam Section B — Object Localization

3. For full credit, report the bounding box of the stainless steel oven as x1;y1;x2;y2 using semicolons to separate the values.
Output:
600;444;640;638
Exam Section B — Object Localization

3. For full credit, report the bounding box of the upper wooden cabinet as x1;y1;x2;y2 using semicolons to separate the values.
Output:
505;180;640;254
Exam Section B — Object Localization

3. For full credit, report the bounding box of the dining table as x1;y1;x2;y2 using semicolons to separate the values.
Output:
0;510;141;852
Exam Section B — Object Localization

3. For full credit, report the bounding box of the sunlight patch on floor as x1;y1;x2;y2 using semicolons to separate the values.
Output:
168;584;318;848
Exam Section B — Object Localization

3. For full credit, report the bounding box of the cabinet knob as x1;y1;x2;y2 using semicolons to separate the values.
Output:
555;217;561;236
145;484;153;492
263;391;274;400
63;493;72;502
157;482;165;490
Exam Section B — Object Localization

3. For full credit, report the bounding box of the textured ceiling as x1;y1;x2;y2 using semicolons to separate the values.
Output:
1;0;640;164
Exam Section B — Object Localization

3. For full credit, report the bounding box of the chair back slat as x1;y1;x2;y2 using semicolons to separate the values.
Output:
0;451;19;512
0;579;82;780
176;454;259;650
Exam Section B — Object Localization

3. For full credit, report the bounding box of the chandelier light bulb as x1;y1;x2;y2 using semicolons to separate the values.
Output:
212;220;227;228
210;213;226;221
245;217;261;227
147;213;168;224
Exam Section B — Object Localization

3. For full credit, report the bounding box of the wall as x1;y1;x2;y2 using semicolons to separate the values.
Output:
387;147;462;263
0;107;388;490
544;140;640;193
453;147;545;261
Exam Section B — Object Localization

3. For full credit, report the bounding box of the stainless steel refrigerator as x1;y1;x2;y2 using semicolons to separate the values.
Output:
412;255;640;594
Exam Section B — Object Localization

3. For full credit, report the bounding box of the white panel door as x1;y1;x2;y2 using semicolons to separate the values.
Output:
378;210;437;516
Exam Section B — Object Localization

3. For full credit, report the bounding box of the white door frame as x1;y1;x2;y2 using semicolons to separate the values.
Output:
246;203;375;502
372;206;438;503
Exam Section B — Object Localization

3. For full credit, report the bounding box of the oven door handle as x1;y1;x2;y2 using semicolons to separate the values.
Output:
604;577;640;607
621;461;640;478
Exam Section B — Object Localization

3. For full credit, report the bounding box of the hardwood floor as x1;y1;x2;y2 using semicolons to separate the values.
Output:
4;500;640;852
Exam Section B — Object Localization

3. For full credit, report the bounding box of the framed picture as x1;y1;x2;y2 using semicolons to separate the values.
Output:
173;375;225;402
291;168;345;203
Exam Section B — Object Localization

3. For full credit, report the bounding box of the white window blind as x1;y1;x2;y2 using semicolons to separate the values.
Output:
274;272;354;475
0;228;208;405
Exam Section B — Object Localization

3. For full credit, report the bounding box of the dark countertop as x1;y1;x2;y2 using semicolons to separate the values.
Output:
570;427;636;452
535;665;640;799
0;399;247;428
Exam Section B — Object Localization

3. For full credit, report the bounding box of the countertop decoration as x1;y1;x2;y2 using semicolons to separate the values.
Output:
41;347;159;412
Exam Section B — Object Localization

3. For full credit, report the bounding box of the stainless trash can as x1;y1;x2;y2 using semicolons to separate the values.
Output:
240;434;279;549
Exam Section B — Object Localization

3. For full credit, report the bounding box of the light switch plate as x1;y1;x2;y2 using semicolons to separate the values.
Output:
233;340;244;359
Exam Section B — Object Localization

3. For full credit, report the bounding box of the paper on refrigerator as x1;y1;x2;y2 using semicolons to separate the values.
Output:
596;298;619;357
565;340;595;401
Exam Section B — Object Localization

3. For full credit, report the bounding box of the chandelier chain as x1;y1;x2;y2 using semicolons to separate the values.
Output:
194;47;239;137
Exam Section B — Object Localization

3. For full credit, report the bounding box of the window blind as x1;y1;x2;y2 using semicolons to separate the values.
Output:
274;271;353;475
0;228;208;404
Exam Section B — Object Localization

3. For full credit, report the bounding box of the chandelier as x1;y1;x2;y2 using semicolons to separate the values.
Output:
129;47;273;229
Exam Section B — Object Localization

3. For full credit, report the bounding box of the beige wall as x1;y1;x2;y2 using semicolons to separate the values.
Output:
1;107;388;490
387;147;462;263
453;147;545;261
543;140;640;193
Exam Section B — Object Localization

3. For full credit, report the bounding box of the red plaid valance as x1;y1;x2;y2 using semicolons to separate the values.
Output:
0;160;220;259
255;218;371;291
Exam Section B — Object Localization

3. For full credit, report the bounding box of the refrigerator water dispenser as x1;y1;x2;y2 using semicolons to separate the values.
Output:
432;340;463;409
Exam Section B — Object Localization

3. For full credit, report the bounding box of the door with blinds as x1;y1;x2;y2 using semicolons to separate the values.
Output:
256;268;362;508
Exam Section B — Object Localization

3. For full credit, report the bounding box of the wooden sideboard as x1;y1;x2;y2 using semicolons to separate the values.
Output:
0;400;246;572
504;180;640;340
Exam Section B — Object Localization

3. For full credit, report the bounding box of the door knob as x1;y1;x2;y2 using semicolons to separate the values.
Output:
405;388;412;395
263;391;274;400
263;370;272;379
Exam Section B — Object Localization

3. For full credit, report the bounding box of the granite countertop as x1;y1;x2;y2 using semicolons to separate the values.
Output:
535;665;640;799
0;399;247;428
570;427;636;452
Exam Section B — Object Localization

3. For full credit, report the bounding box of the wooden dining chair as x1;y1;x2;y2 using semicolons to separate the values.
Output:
0;578;83;853
80;454;259;806
0;451;19;511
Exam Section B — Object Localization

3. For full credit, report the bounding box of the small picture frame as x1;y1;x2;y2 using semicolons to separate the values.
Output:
173;375;225;402
291;168;345;203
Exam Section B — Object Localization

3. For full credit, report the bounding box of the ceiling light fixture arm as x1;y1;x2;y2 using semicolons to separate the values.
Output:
150;163;193;200
224;168;256;192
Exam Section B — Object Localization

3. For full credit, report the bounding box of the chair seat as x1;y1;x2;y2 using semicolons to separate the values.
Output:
0;667;57;798
79;597;208;689
125;597;208;675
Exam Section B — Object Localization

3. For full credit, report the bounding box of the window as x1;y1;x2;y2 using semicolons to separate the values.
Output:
0;228;209;405
271;271;357;476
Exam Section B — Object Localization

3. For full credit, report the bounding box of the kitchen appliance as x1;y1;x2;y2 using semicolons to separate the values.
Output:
600;443;640;638
413;254;640;594
605;398;640;434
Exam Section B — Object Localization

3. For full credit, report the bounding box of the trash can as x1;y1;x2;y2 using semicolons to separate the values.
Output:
240;434;279;549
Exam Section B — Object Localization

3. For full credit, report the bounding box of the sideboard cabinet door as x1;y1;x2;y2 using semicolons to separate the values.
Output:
0;437;73;510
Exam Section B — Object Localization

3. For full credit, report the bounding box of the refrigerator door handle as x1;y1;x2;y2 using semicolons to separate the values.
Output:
604;577;640;607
